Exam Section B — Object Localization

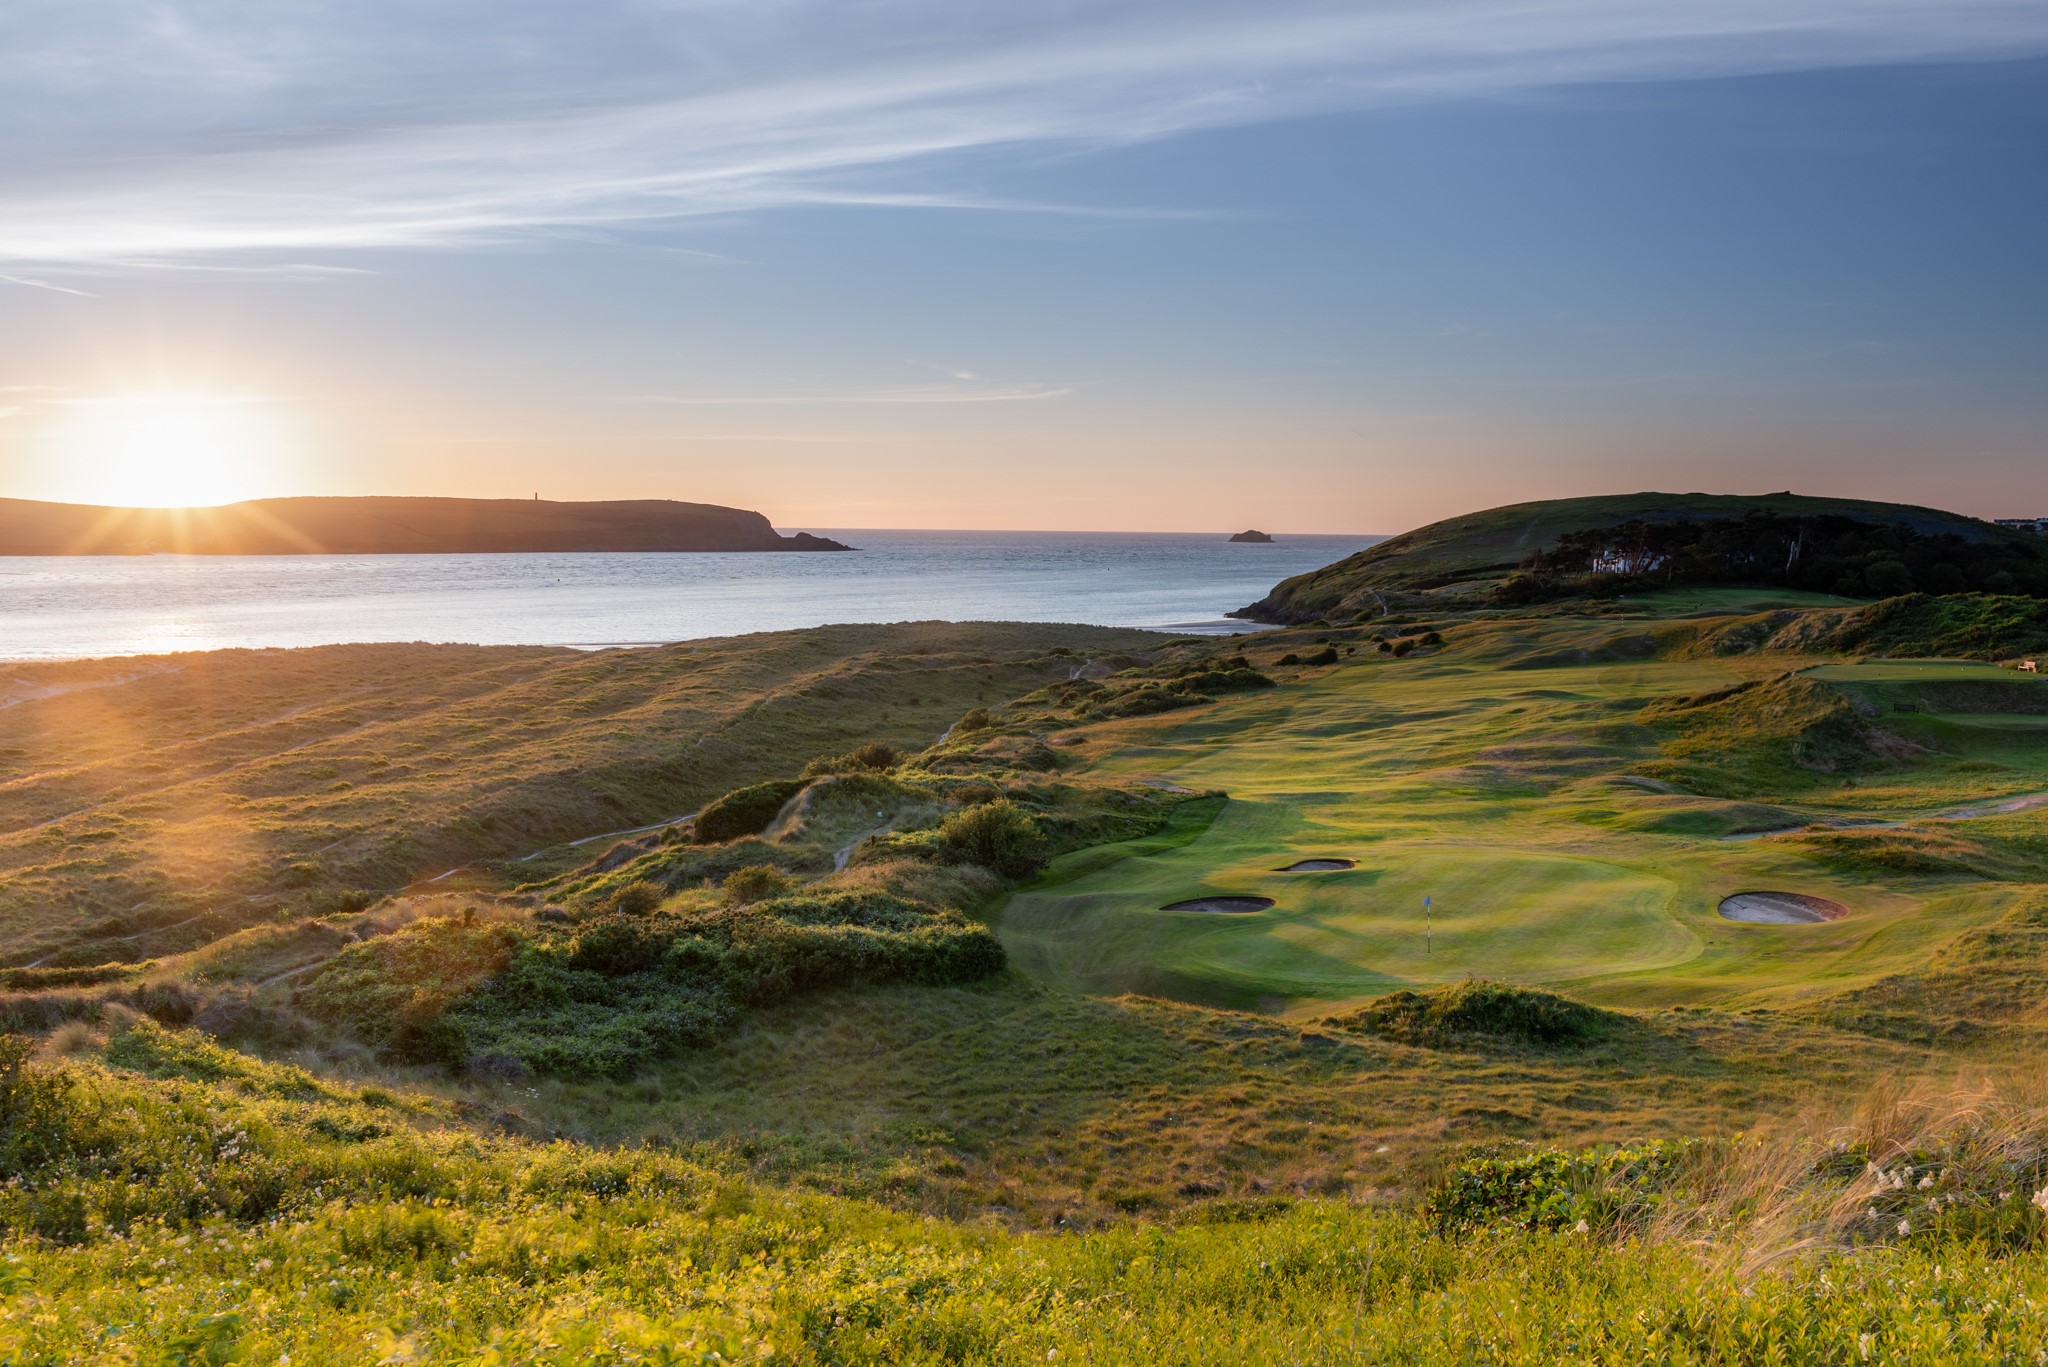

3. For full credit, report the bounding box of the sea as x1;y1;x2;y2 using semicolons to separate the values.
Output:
0;530;1382;661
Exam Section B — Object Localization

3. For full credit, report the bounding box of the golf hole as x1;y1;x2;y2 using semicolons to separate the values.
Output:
1161;896;1276;915
1278;858;1356;872
1718;891;1849;925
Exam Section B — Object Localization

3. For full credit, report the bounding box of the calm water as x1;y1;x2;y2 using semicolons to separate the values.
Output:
0;531;1380;661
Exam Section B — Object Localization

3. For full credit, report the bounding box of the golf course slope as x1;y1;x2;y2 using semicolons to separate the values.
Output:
1236;490;2040;622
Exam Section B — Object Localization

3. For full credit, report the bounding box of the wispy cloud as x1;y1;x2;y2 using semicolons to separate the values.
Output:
612;384;1071;406
6;1;2048;263
0;273;98;296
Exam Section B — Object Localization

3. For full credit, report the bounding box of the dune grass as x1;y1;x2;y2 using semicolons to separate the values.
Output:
0;621;1164;968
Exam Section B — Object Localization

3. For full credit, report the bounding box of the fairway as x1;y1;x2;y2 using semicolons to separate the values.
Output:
998;606;2048;1013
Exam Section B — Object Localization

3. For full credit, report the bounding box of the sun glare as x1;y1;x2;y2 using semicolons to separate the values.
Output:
42;394;288;507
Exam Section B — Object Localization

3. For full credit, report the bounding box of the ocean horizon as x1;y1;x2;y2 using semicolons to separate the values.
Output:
0;529;1383;661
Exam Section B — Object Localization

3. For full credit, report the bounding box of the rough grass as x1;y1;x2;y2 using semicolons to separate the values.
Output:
0;621;1165;967
10;1028;2048;1363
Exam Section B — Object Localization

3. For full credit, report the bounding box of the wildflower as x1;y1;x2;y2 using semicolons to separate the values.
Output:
1858;1332;1876;1360
1897;1218;1911;1237
2033;1187;2048;1215
1867;1207;1879;1219
1917;1174;1935;1190
1574;1218;1590;1234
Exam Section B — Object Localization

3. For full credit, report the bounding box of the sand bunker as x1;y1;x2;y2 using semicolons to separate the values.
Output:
1718;891;1849;925
1278;858;1356;872
1162;896;1276;914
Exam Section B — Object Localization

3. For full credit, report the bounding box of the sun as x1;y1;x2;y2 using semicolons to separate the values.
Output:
42;393;288;507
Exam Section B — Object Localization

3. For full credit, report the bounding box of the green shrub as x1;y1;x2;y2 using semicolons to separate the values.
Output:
1425;1139;1696;1233
932;800;1050;879
695;779;806;843
801;742;900;778
0;1034;76;1173
954;707;996;733
297;917;521;1065
1341;980;1616;1048
723;864;793;906
601;879;666;916
1168;668;1276;694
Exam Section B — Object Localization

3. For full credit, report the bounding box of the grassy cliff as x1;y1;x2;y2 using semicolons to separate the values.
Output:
1237;491;2041;622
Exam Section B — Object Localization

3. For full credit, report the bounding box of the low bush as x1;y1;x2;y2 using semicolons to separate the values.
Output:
297;891;1005;1078
695;779;806;843
723;864;794;906
801;742;900;778
930;800;1050;880
1340;980;1617;1048
1425;1139;1697;1233
297;917;520;1064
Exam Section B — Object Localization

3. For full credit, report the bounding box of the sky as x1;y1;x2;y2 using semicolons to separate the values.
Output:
1;1;2045;533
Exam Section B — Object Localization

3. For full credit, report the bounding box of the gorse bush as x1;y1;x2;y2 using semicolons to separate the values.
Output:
695;779;807;843
801;742;900;778
723;863;793;906
1426;1140;1697;1234
931;800;1050;880
296;893;1004;1078
297;916;518;1064
601;879;666;916
1341;980;1617;1048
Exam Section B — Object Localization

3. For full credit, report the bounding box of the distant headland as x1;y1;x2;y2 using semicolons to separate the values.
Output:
0;496;854;555
1229;529;1275;543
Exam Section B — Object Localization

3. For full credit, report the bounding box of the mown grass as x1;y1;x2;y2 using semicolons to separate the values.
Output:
994;607;2048;1015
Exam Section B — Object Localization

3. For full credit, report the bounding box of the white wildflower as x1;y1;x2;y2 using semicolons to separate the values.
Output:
2033;1187;2048;1215
1574;1218;1590;1234
1897;1218;1911;1236
1858;1332;1876;1360
1917;1174;1935;1190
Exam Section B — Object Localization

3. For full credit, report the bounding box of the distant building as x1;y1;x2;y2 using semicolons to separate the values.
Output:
1589;547;1668;575
1995;518;2048;535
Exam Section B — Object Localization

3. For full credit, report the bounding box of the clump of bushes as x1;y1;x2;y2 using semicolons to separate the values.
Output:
929;800;1050;880
1340;980;1617;1048
298;891;1005;1078
297;915;520;1063
695;779;807;842
723;864;793;906
1425;1139;1696;1233
802;742;899;779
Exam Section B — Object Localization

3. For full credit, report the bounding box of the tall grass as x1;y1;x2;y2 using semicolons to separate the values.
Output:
9;1027;2048;1362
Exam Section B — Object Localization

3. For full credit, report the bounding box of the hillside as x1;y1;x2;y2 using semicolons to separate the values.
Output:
14;595;2048;1356
0;495;853;555
1236;491;2042;623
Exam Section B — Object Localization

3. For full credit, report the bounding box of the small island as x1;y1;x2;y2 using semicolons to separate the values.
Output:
0;496;854;555
1229;529;1276;543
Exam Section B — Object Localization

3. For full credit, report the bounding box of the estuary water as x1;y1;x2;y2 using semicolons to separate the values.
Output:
0;530;1381;661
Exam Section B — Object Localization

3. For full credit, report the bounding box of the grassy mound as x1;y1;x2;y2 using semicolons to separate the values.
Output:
1817;892;2048;1043
1337;980;1618;1048
299;893;1004;1077
1639;673;1903;797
